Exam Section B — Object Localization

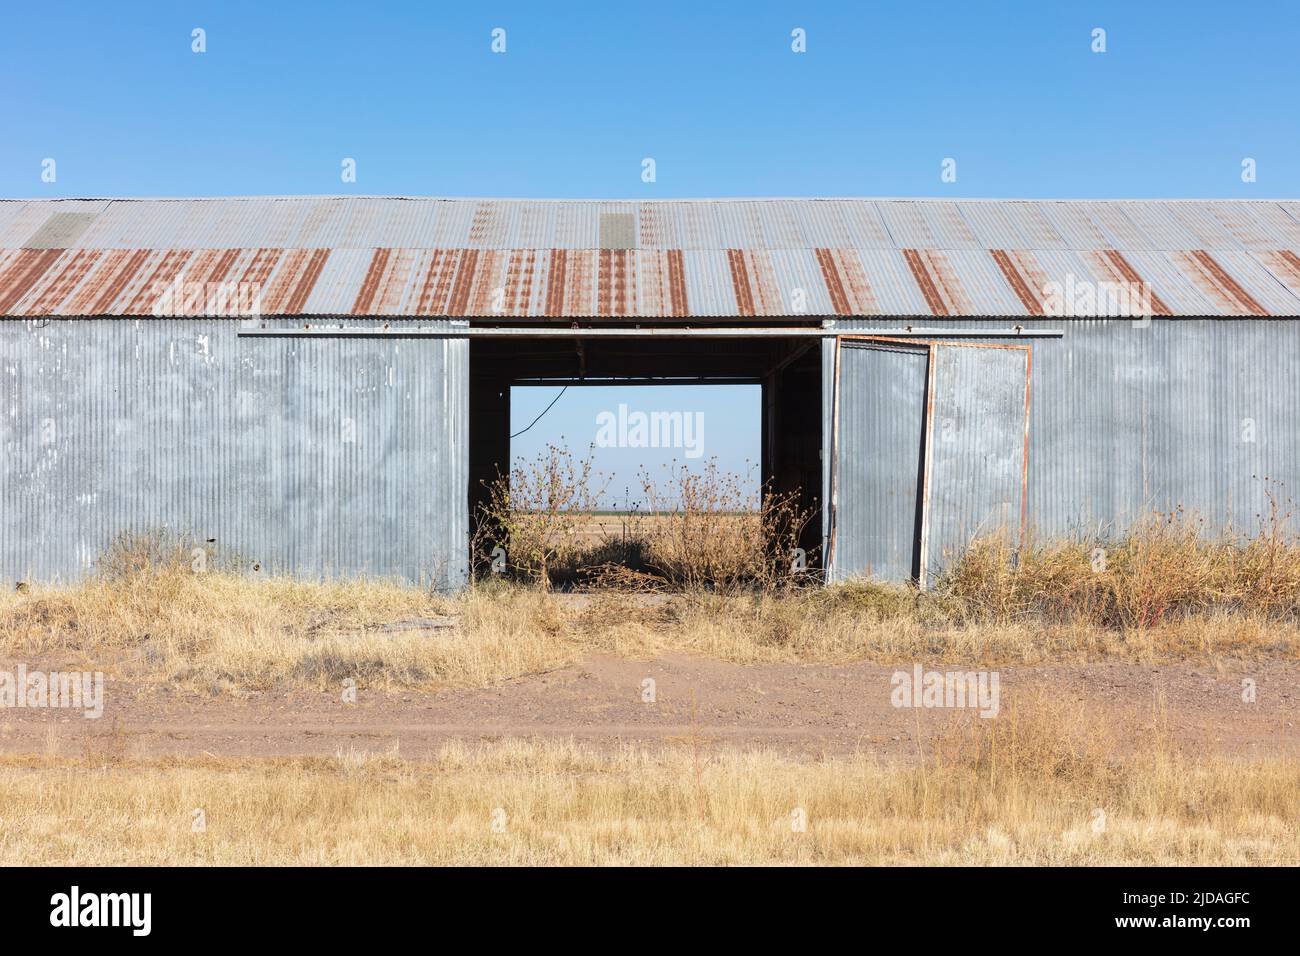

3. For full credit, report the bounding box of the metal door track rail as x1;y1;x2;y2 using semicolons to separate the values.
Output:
238;326;1064;339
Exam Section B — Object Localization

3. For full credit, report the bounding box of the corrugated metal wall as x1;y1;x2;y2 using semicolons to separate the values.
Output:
827;318;1300;582
923;343;1028;579
1;318;468;588
5;314;1295;589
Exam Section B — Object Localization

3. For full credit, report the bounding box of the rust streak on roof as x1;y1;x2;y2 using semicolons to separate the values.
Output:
3;197;1300;318
468;250;502;315
815;248;851;315
597;249;634;317
1186;249;1269;316
829;248;877;315
261;249;314;314
447;249;478;317
87;249;151;316
1098;250;1173;317
739;250;782;316
1265;249;1300;294
0;249;61;313
989;249;1044;316
637;251;668;317
596;250;611;316
20;249;100;315
923;251;968;315
545;250;568;317
353;248;392;315
285;248;329;315
666;249;688;316
903;248;948;316
565;250;595;317
238;248;284;295
125;249;193;315
726;249;756;317
412;249;459;316
504;249;536;316
191;248;242;287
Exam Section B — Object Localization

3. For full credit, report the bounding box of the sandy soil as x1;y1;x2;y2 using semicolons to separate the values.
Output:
1;653;1295;761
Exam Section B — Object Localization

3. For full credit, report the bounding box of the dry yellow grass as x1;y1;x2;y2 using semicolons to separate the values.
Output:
0;572;573;691
946;508;1300;627
0;511;1296;693
0;569;1297;694
2;710;1295;865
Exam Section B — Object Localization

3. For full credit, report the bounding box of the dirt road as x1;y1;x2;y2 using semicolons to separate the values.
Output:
1;654;1295;761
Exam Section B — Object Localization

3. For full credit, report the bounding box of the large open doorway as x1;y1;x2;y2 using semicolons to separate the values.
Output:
468;331;824;585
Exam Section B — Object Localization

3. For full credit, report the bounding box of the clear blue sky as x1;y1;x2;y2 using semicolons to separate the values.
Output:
4;1;1296;200
511;385;760;509
4;1;1295;497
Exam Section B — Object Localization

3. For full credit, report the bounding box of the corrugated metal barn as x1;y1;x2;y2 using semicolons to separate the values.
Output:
3;196;1299;588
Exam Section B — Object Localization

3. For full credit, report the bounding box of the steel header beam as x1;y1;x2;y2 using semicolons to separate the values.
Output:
238;326;1064;340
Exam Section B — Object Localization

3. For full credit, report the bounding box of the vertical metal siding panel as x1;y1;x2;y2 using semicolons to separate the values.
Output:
832;342;929;582
925;345;1028;576
821;330;836;571
1;317;467;587
250;318;466;585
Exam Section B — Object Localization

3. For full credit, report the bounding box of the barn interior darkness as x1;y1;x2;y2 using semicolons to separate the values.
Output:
468;328;824;568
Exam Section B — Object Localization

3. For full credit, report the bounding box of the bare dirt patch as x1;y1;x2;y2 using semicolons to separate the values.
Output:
4;653;1294;762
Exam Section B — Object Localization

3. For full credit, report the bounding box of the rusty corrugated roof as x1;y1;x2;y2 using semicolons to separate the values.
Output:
2;196;1300;319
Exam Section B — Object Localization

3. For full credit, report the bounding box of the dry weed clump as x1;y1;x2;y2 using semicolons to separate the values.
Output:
593;461;816;593
473;448;816;593
472;444;607;589
941;499;1300;627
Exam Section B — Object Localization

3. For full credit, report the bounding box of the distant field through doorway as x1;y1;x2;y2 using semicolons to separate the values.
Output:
467;333;824;588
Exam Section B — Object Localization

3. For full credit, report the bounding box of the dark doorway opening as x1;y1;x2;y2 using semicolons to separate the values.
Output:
468;329;824;580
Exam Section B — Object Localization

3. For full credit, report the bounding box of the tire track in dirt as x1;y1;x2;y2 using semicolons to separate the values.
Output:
1;655;1295;761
